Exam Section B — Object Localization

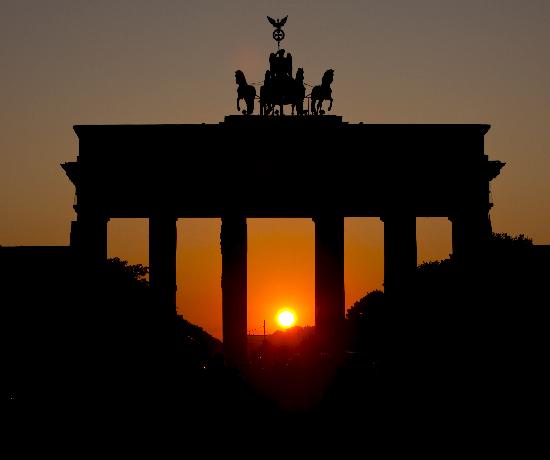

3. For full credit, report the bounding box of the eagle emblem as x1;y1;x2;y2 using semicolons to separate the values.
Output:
267;16;288;29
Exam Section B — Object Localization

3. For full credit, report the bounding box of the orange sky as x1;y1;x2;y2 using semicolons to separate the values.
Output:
106;217;451;338
1;1;549;339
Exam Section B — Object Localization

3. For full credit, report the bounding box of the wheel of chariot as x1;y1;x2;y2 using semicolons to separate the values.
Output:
273;29;285;42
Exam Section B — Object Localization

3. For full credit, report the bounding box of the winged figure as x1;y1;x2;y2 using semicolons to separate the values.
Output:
267;15;288;28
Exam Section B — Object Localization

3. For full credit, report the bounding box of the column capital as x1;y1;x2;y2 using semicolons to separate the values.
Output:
76;209;110;221
312;214;344;223
380;213;416;223
149;211;178;220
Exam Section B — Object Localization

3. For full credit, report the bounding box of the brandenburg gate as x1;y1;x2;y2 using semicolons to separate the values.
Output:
62;115;503;366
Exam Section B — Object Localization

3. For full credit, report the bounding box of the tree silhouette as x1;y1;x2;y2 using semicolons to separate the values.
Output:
346;289;385;322
346;290;386;360
489;232;533;249
104;257;149;284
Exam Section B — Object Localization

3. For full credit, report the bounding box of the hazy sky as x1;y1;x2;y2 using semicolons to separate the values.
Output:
1;1;549;338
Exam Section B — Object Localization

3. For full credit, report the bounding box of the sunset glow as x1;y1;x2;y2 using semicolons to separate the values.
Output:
276;308;296;329
2;2;549;343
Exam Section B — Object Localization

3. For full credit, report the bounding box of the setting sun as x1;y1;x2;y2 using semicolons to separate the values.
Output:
276;308;297;329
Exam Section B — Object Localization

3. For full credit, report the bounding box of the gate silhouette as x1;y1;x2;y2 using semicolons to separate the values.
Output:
62;115;504;366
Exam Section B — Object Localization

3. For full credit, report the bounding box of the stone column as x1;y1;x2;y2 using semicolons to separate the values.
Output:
382;215;417;370
450;212;492;265
149;215;178;316
314;215;345;351
71;212;109;265
383;215;417;302
221;216;247;368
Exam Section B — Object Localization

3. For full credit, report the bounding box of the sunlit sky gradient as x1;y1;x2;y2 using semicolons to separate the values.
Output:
1;1;549;338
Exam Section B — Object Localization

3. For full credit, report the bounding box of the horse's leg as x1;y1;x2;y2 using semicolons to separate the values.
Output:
259;91;263;115
329;97;333;111
237;97;240;112
250;87;256;115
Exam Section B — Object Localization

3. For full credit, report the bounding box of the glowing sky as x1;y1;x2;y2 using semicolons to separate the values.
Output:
1;1;549;338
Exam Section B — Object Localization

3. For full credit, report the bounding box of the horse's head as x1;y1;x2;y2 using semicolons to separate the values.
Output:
296;68;304;82
235;70;246;86
322;69;334;87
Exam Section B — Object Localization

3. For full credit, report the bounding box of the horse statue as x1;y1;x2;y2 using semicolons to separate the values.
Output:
235;70;256;115
310;69;334;115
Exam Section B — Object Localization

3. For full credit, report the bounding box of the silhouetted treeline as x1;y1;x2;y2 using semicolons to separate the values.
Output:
2;253;224;410
5;232;548;433
175;314;222;369
240;232;549;421
340;232;550;428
